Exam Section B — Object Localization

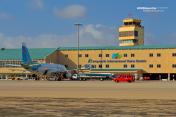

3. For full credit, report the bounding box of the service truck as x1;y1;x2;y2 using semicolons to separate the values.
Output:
71;73;113;81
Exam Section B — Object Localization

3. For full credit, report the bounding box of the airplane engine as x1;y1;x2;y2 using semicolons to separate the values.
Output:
63;72;72;79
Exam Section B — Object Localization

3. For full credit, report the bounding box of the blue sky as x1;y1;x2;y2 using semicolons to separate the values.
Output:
0;0;175;48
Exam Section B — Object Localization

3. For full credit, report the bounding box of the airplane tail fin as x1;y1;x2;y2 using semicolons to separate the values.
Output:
22;43;32;65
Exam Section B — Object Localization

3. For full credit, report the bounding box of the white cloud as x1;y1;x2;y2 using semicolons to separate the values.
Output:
144;32;176;45
54;5;86;19
0;12;13;20
0;24;117;48
82;24;103;39
79;24;117;46
30;0;44;10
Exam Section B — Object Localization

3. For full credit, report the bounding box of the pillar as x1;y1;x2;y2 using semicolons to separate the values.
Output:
168;73;170;81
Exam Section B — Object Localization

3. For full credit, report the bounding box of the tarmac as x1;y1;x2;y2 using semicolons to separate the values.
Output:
0;80;176;99
0;80;176;117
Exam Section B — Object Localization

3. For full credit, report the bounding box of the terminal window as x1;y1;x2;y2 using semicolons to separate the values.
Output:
99;54;102;57
131;64;135;68
131;54;135;57
0;60;21;67
123;64;127;68
106;54;109;57
99;64;102;68
106;64;109;68
149;64;153;68
157;64;161;68
172;53;176;57
124;54;127;57
85;54;89;57
172;64;176;68
149;53;153;57
157;53;161;57
78;54;82;57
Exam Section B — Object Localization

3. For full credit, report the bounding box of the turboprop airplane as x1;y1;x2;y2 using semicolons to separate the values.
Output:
21;43;70;80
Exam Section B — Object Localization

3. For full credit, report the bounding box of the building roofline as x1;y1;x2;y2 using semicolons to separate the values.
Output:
0;48;56;60
57;45;176;51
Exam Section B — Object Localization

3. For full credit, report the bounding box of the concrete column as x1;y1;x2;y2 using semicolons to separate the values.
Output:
134;73;138;80
139;74;143;80
5;75;8;80
168;73;170;81
172;74;175;81
159;75;161;80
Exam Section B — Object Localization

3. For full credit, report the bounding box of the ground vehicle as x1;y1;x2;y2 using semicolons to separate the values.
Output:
72;73;113;81
113;74;135;83
143;77;150;80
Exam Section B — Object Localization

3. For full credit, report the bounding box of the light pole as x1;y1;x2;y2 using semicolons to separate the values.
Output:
74;23;82;75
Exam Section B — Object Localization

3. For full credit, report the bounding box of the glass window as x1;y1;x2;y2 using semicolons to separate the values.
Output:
99;54;102;57
157;64;161;68
149;53;153;57
131;64;135;68
131;54;135;57
172;53;176;57
119;31;134;37
124;54;127;57
106;54;109;57
78;54;82;57
65;54;68;58
123;64;127;68
106;64;109;68
120;40;133;44
85;54;89;57
172;64;176;68
157;53;161;57
99;64;102;68
134;31;138;37
149;64;153;68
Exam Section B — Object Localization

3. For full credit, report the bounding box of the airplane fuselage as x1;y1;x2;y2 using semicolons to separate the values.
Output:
22;63;67;75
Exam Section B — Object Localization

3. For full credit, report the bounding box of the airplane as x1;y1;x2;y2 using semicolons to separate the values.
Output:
21;43;70;80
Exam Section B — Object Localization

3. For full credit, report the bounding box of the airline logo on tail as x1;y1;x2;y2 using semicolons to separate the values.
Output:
22;43;32;65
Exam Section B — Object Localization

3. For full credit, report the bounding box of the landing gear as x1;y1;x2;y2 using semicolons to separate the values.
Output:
29;72;66;81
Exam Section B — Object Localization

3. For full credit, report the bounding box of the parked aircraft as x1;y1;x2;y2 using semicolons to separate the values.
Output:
21;43;70;80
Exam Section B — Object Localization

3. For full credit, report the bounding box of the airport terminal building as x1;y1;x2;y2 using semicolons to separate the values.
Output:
0;48;55;80
51;18;176;80
1;18;176;80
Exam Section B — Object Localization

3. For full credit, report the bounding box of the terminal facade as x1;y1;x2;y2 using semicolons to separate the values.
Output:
0;18;176;80
51;18;176;80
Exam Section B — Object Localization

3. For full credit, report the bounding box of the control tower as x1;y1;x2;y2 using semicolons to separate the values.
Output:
118;18;144;46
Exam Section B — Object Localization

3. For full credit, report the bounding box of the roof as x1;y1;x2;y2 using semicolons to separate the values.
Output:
57;45;176;51
0;48;56;60
123;18;142;23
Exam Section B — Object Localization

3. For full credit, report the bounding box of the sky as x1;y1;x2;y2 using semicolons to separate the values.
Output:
0;0;175;48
